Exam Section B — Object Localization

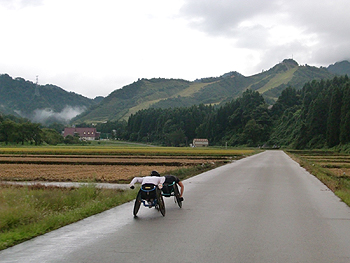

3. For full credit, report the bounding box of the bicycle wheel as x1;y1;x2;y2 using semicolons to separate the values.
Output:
173;184;182;208
157;189;166;216
133;191;142;217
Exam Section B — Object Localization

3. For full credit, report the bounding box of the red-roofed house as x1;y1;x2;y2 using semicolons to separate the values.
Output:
63;127;100;141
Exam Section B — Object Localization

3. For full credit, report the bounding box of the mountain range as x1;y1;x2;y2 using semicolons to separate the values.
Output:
1;59;350;125
72;59;348;123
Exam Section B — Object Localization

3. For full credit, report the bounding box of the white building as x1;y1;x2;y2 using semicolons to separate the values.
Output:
192;138;209;147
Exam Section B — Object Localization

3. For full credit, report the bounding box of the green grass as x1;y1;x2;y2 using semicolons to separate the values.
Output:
176;82;214;97
126;82;213;119
257;67;298;93
0;184;136;250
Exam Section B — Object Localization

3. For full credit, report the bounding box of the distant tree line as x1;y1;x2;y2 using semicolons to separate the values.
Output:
0;115;70;145
0;115;63;145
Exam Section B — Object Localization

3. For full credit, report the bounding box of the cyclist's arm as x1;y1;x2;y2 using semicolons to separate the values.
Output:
157;176;166;189
178;181;184;197
129;177;143;187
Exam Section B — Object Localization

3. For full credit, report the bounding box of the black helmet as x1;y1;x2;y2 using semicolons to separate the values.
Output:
151;170;160;177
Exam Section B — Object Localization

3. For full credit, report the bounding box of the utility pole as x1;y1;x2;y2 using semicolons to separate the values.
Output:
35;75;40;96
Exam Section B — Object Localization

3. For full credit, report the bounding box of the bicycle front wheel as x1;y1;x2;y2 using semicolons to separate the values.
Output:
157;189;166;216
173;184;182;208
133;191;142;217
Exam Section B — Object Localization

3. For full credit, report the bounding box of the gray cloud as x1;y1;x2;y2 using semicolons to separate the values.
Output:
180;0;278;36
180;0;350;69
232;24;270;49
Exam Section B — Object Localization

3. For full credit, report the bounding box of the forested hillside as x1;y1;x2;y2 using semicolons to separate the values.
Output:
120;75;350;150
2;59;347;126
2;67;350;150
125;89;271;146
73;78;192;123
270;75;350;149
2;59;349;127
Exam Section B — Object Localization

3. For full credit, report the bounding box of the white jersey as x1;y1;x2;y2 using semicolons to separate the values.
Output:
129;176;165;187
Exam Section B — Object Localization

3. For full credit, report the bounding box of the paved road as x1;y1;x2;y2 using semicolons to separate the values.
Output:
1;150;350;263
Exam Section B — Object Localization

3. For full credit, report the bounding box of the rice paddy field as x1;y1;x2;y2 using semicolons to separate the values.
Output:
287;150;350;179
0;145;255;183
286;150;350;207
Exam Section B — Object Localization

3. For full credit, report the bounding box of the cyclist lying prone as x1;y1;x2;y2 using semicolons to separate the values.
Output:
129;170;165;189
163;175;184;201
129;171;165;206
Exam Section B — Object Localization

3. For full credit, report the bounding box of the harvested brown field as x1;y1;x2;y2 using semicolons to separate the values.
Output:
0;154;232;183
0;163;182;183
0;155;227;165
328;167;350;177
0;146;253;183
287;150;350;178
286;150;350;209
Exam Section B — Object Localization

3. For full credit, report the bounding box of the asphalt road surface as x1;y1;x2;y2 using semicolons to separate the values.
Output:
1;150;350;263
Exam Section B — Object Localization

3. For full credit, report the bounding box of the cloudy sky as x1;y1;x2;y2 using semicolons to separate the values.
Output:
0;0;349;99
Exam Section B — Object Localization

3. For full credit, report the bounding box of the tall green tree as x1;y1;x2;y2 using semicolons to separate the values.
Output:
0;120;17;144
240;119;263;146
27;123;43;145
340;83;350;144
304;91;330;148
16;122;34;145
271;86;300;118
326;86;342;147
42;128;64;145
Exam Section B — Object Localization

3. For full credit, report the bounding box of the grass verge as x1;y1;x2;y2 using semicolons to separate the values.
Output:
286;150;350;207
0;184;136;251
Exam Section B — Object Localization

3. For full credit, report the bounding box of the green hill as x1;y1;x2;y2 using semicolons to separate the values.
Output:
73;59;335;123
0;74;96;124
327;60;350;75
